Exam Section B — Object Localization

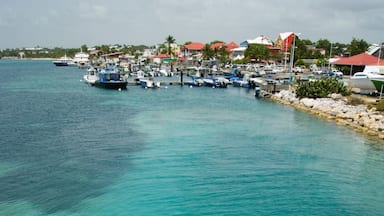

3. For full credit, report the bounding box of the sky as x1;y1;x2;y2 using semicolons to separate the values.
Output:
1;0;384;49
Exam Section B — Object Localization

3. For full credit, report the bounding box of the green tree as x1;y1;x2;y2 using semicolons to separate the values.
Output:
316;39;331;50
100;45;110;55
165;35;176;57
81;44;88;52
216;46;230;63
157;44;167;54
348;38;369;56
295;37;309;60
202;44;214;60
244;44;270;62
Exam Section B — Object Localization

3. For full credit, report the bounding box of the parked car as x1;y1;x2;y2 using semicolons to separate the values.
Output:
322;71;343;78
293;67;303;73
331;69;343;76
322;72;335;77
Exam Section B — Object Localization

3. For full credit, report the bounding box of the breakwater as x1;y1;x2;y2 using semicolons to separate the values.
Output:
271;90;384;139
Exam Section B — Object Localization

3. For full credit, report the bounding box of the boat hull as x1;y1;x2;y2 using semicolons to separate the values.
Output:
94;81;127;90
83;74;98;86
53;62;69;66
371;79;384;92
349;77;377;93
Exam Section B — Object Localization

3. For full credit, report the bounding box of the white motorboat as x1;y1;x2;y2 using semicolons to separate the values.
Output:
140;78;160;88
73;52;90;66
349;71;384;94
52;54;74;66
83;67;99;85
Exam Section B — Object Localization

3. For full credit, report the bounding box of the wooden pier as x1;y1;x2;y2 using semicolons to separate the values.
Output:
127;81;183;86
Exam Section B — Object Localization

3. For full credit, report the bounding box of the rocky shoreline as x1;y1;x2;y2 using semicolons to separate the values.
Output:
271;90;384;139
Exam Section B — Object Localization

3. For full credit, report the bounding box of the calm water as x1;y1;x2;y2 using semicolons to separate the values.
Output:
1;60;384;215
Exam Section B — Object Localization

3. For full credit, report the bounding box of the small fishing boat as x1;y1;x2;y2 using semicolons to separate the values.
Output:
185;77;204;87
202;77;229;88
83;67;99;86
94;66;127;90
140;78;160;88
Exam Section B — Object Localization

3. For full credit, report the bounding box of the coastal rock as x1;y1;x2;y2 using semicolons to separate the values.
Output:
272;90;384;138
329;93;343;100
300;98;315;108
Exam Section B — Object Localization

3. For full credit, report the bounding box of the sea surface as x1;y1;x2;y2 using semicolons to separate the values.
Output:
1;60;384;216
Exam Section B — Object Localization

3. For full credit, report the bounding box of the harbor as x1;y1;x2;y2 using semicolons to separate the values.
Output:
2;60;384;215
3;0;384;215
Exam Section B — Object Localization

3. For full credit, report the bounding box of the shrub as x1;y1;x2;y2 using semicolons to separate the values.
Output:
347;96;365;106
376;99;384;111
296;77;351;99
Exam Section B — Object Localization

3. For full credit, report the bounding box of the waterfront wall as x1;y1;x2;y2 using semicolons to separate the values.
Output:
271;90;384;139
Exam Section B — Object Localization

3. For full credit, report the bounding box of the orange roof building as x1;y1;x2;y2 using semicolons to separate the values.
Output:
184;42;205;51
225;41;239;51
331;53;382;66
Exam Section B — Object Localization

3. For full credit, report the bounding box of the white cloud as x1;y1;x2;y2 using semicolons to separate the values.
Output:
1;0;384;49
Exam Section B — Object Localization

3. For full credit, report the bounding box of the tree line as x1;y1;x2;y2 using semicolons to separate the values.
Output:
0;36;374;65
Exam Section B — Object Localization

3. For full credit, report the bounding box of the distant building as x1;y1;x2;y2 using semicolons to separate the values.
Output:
240;35;273;47
151;53;169;64
231;47;247;60
367;44;384;58
275;32;295;51
182;42;205;60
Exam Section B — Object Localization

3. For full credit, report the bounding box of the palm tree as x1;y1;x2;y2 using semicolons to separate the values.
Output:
202;44;214;60
165;35;176;58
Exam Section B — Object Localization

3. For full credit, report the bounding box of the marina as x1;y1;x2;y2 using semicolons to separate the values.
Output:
3;0;384;214
1;60;384;215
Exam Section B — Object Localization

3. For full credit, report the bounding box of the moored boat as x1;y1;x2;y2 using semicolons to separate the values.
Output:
371;79;384;93
185;77;204;87
83;67;99;86
140;78;160;88
73;52;90;67
52;55;74;66
202;77;229;88
349;71;384;94
94;66;127;90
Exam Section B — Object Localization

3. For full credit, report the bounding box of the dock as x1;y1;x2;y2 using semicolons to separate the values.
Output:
127;81;183;86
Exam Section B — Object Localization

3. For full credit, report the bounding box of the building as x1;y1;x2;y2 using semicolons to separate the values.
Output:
240;35;273;47
275;32;295;51
182;42;205;61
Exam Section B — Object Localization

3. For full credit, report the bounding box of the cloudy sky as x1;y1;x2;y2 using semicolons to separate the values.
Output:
1;0;383;49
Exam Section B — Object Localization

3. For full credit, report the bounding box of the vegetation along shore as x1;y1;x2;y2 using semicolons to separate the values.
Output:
271;89;384;139
2;33;384;139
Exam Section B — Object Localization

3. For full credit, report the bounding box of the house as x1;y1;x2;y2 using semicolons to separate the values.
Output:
182;42;205;60
275;32;295;51
151;53;170;64
231;47;247;60
240;35;273;47
210;42;225;50
225;41;240;52
331;52;384;74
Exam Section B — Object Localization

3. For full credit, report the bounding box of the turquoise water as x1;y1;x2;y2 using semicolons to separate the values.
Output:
1;60;384;215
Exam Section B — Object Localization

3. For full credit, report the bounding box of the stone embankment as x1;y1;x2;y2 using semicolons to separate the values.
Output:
271;90;384;139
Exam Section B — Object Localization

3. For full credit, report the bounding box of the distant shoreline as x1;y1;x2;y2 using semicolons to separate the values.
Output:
1;57;55;60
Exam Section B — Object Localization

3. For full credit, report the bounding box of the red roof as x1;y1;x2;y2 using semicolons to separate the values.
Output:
331;53;380;66
226;41;239;51
184;42;205;51
153;53;169;59
210;42;225;50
